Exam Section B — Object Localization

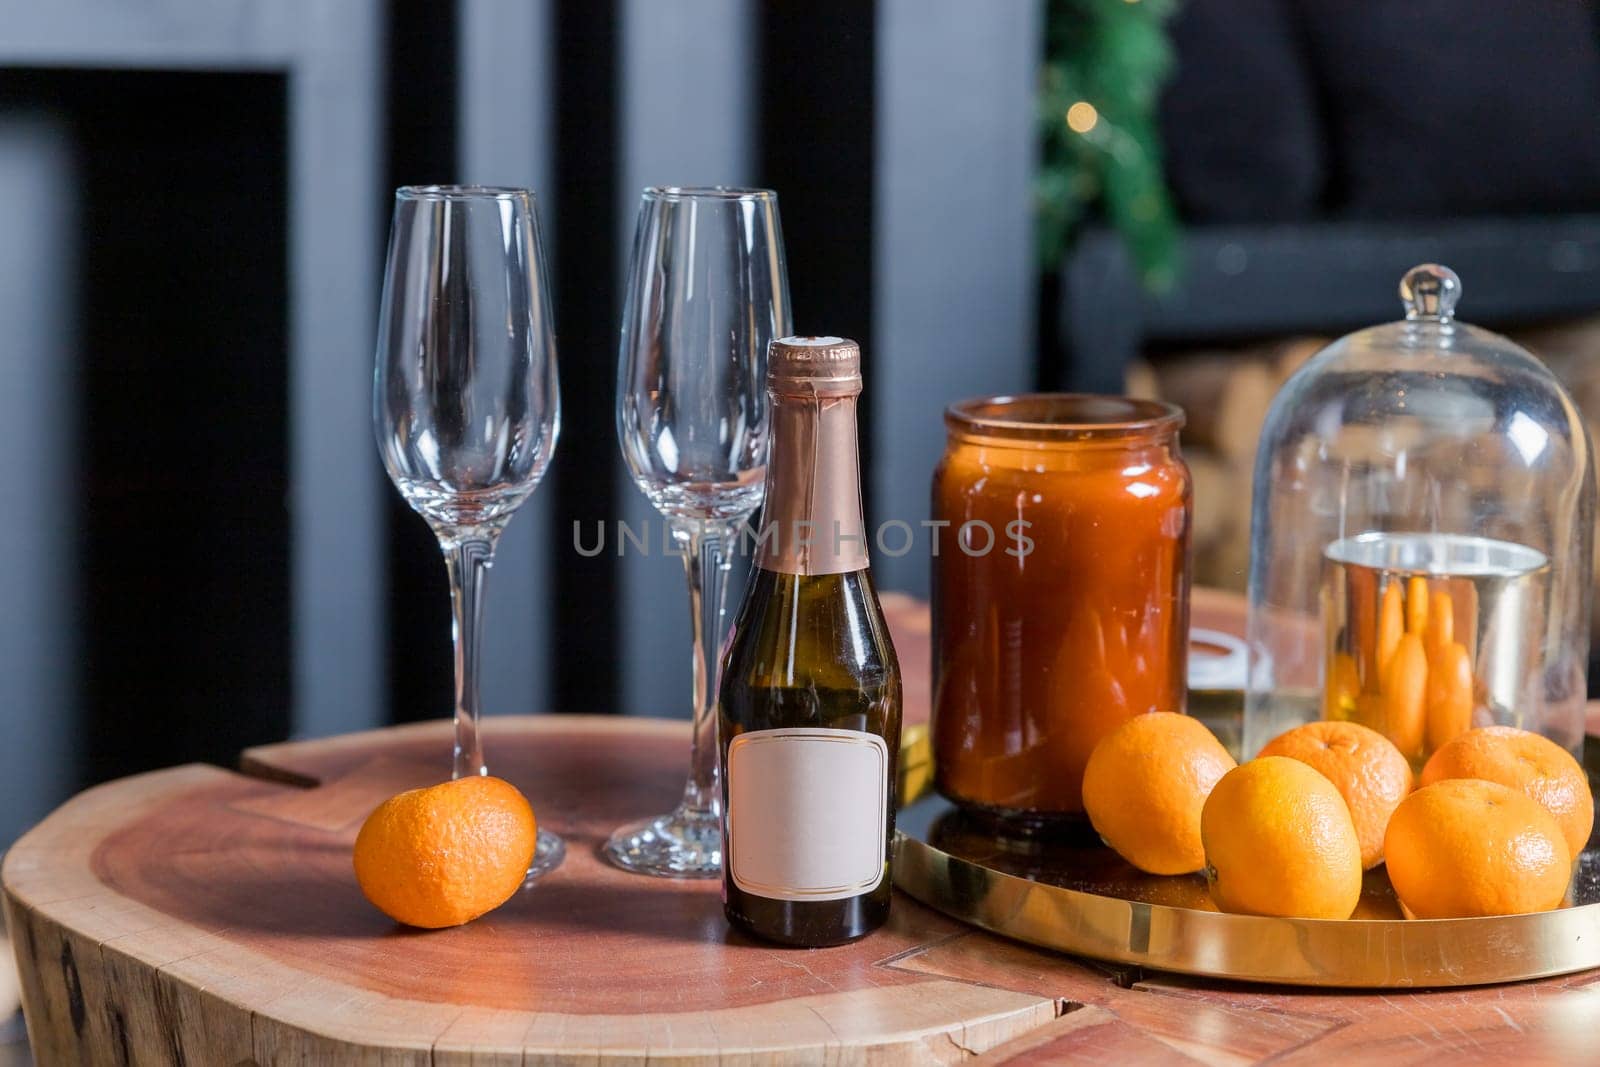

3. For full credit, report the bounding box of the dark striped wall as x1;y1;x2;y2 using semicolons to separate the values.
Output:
0;0;1039;846
431;0;1042;721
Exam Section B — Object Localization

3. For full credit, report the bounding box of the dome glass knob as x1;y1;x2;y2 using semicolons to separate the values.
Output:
1399;263;1462;323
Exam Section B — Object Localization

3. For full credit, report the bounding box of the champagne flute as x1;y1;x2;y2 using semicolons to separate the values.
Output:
609;186;791;877
373;185;565;880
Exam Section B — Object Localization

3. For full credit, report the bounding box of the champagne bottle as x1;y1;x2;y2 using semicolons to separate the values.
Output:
719;336;902;947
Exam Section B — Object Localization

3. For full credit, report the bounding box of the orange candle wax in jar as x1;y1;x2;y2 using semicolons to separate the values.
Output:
931;395;1192;827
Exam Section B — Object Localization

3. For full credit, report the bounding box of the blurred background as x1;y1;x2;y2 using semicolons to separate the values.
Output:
4;0;1600;868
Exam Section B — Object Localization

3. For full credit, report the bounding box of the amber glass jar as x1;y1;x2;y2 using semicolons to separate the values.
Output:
932;395;1192;827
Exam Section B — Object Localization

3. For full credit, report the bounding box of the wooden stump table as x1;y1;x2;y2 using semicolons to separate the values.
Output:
4;715;1067;1064
7;592;1600;1064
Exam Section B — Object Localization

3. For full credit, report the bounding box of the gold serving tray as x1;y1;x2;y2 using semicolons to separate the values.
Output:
893;732;1600;989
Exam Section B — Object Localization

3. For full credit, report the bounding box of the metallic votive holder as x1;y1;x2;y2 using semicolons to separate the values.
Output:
1323;532;1550;736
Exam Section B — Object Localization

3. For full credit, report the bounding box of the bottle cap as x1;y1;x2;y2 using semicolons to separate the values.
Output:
768;336;862;396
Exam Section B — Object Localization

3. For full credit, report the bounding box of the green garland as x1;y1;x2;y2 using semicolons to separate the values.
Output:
1037;0;1181;290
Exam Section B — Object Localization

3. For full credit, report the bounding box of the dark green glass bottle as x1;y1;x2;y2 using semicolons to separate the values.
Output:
719;336;902;947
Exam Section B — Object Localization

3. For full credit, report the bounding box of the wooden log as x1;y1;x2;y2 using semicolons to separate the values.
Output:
1183;448;1253;593
1269;335;1327;385
2;716;1060;1065
1155;354;1277;463
1517;320;1600;655
0;934;16;1029
1183;448;1231;553
1124;358;1160;401
1511;317;1600;380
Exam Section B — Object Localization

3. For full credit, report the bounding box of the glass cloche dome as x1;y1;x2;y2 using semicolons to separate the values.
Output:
1244;264;1594;765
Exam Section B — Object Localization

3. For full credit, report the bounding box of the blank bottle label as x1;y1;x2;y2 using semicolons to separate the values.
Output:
726;727;889;902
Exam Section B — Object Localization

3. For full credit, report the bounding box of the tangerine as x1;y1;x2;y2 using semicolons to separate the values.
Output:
1081;712;1236;875
1385;778;1570;918
353;776;536;929
1259;720;1411;869
1420;725;1593;857
1201;756;1363;919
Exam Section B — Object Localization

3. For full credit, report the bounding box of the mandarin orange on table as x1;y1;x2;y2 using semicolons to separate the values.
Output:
1385;778;1571;918
1200;756;1363;920
1420;725;1593;857
353;776;537;929
1259;720;1411;870
1081;712;1236;875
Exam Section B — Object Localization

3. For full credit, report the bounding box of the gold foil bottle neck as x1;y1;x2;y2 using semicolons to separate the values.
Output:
768;336;862;397
758;336;869;575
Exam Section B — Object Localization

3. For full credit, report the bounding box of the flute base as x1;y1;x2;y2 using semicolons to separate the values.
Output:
523;827;566;885
602;806;721;879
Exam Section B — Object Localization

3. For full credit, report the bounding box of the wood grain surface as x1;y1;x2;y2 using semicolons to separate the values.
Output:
6;589;1599;1065
5;716;1062;1064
